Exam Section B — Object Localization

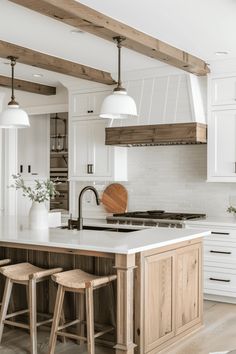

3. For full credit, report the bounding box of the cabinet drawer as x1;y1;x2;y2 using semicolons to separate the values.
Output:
204;266;236;295
204;243;236;264
212;77;236;105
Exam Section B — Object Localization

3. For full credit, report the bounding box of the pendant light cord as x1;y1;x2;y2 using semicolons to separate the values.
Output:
117;37;122;89
7;56;18;105
10;57;16;101
113;36;126;91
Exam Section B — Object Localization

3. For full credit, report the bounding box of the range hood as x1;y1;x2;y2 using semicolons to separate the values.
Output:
105;73;207;146
105;122;207;146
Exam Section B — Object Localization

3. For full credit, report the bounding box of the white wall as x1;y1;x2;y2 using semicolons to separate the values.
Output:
71;145;235;218
127;145;235;217
0;85;68;215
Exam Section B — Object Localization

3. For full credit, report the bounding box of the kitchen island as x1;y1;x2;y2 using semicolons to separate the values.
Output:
0;217;210;354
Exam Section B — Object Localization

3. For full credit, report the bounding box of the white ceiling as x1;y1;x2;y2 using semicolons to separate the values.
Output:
0;0;235;86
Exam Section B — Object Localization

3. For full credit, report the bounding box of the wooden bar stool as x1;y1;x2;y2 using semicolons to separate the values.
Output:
0;262;62;354
0;259;11;307
49;269;117;354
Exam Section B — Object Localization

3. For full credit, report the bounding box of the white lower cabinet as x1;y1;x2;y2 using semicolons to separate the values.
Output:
69;118;127;181
208;109;236;181
186;222;236;302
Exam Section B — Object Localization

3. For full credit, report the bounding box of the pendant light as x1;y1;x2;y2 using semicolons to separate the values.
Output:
0;56;30;128
100;36;137;119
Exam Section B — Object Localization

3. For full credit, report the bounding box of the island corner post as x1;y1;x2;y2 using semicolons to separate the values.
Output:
114;253;137;354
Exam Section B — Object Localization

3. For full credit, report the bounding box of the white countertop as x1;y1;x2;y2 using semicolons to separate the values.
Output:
0;216;210;255
185;216;236;228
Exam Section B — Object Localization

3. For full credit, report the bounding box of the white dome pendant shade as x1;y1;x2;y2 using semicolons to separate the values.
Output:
100;37;137;120
100;89;137;119
0;57;30;128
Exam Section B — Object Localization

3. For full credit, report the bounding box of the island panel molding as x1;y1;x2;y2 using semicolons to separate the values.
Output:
9;0;210;76
0;75;56;95
0;40;115;85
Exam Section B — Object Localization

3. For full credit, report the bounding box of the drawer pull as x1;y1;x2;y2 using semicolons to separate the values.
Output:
210;250;232;255
211;231;230;235
209;277;230;283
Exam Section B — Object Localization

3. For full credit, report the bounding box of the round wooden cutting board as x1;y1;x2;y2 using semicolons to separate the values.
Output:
101;183;128;214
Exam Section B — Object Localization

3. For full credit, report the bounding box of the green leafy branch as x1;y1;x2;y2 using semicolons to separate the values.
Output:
10;174;60;203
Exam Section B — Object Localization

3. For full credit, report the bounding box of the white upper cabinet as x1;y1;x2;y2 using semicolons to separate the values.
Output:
211;77;236;106
70;90;111;118
208;110;236;181
69;118;127;181
18;114;49;180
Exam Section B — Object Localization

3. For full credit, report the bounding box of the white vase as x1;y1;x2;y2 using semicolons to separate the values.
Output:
29;201;49;230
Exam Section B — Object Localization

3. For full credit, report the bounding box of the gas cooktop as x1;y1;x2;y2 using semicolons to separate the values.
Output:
106;210;206;228
112;210;206;221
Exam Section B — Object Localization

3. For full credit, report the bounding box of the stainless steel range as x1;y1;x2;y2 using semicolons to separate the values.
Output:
107;210;206;228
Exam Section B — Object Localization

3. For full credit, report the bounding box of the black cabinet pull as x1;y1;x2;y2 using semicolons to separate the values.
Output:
87;110;94;114
87;164;94;174
211;231;230;235
31;173;38;176
28;165;31;173
20;165;23;173
209;277;230;283
210;250;232;255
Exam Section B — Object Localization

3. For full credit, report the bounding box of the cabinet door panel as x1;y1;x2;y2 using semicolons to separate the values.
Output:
208;110;236;178
70;120;89;177
71;93;90;116
18;114;49;180
144;251;175;352
91;121;111;177
70;120;112;179
175;244;201;335
71;91;110;117
212;77;236;105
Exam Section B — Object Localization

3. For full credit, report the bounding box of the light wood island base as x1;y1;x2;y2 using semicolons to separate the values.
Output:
0;237;203;354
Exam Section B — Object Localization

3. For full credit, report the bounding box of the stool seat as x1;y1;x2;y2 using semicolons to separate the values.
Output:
0;259;11;267
52;269;117;289
0;263;44;282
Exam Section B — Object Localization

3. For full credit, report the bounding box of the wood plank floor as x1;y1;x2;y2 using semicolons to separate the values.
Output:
1;301;236;353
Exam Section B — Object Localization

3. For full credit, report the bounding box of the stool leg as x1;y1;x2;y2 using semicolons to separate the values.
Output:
59;308;66;344
85;287;95;354
29;279;37;354
77;292;85;345
0;278;13;342
108;283;116;328
49;285;65;354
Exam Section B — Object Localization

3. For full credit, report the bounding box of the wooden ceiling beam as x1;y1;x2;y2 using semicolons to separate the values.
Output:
0;75;56;95
9;0;210;76
0;40;115;85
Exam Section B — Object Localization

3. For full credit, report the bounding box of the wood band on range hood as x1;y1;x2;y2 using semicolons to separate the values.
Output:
105;123;207;146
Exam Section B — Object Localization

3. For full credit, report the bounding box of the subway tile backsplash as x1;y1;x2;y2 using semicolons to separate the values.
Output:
127;145;235;216
72;145;236;218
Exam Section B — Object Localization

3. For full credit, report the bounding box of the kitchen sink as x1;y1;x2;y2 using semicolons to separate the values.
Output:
60;224;137;233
